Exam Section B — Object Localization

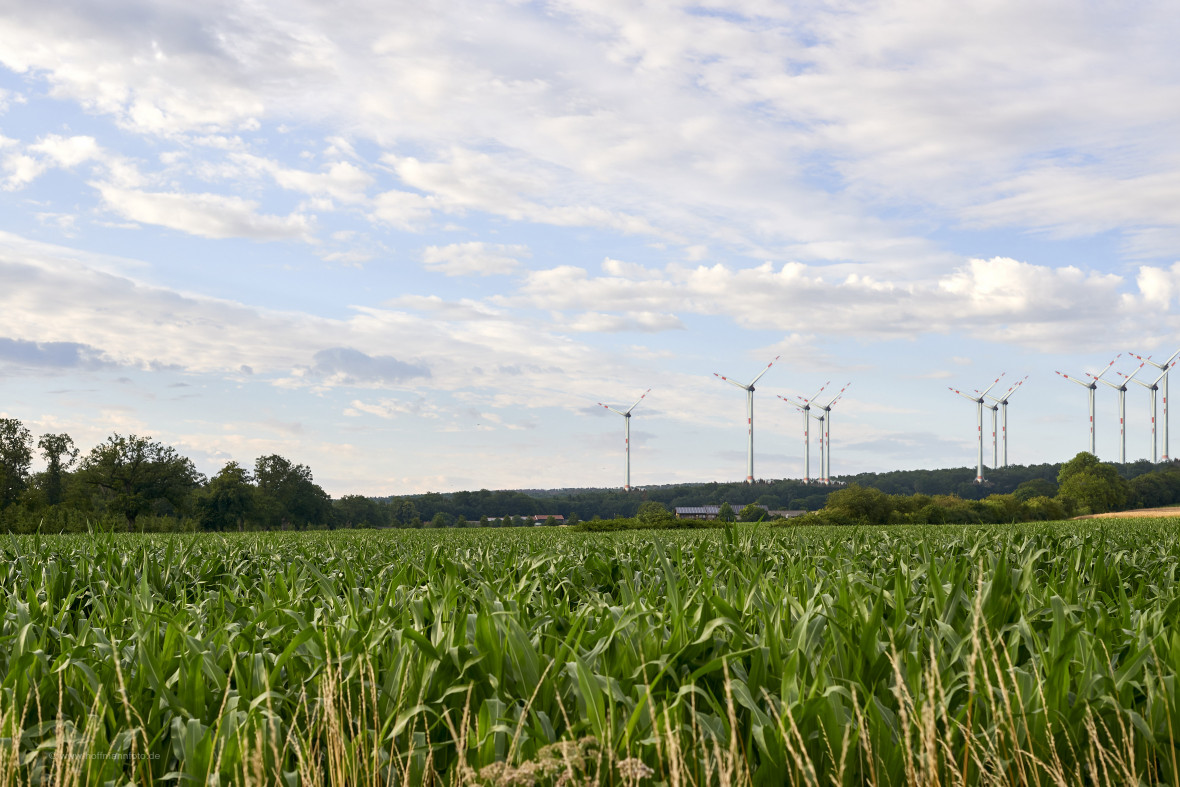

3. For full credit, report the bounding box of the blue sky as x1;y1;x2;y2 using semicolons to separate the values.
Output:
2;1;1180;495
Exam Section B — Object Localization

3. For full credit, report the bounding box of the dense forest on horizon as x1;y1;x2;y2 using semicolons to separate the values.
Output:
3;414;1180;531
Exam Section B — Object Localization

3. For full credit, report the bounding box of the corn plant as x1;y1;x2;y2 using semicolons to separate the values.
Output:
1;520;1179;785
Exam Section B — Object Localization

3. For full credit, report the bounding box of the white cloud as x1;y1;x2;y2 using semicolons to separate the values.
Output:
508;256;1177;351
421;242;528;276
35;212;77;234
94;183;314;241
0;233;637;411
344;397;441;419
1;133;145;192
370;189;436;230
385;149;663;238
1;152;45;190
235;154;374;203
560;311;684;333
274;160;371;202
4;1;1178;260
29;134;99;167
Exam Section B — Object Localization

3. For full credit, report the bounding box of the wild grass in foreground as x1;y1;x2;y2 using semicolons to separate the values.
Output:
2;520;1180;785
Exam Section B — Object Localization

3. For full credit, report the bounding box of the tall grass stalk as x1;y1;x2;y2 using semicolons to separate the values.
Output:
1;522;1179;785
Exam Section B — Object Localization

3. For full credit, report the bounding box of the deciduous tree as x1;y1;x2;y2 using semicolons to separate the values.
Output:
0;418;33;510
37;432;78;506
1056;452;1128;514
254;454;331;529
195;461;256;531
739;503;765;522
81;434;202;527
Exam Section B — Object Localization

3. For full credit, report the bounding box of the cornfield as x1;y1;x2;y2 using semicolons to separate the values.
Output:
2;521;1180;785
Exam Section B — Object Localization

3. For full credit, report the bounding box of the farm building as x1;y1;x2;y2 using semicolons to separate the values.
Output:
673;504;805;521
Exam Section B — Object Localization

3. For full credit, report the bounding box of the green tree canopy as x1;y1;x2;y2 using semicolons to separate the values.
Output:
0;418;33;510
1057;452;1102;484
739;503;765;522
195;461;256;531
636;500;674;527
254;454;331;529
81;434;203;527
37;432;78;506
717;502;736;522
825;484;893;525
1013;477;1057;502
1056;452;1128;514
334;494;389;529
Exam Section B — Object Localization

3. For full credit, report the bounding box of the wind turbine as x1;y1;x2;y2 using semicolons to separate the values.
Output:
1055;356;1119;455
985;376;1027;467
950;374;1004;483
810;411;826;484
814;383;850;485
1129;363;1175;462
1130;350;1180;461
714;356;780;483
777;381;829;484
597;388;650;491
1098;362;1144;464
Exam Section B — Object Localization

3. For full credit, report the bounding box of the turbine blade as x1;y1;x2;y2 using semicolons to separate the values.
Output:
714;372;750;391
979;373;1005;397
1120;363;1146;383
820;382;851;407
747;355;781;387
778;394;807;408
1094;354;1120;380
805;381;831;402
992;375;1029;401
598;403;627;416
1056;371;1093;389
1131;349;1180;370
949;386;979;403
625;388;652;414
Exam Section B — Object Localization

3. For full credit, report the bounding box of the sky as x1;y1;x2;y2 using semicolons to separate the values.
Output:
2;1;1180;496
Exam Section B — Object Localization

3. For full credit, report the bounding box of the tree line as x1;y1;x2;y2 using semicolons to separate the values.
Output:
0;418;346;532
800;452;1180;526
4;413;1180;532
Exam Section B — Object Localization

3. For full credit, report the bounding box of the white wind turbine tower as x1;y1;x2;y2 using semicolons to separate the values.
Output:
810;411;826;484
986;401;999;468
1055;355;1119;455
949;374;1004;483
1097;362;1144;464
985;376;1027;467
1130;350;1180;461
714;356;780;483
597;388;650;491
777;381;829;484
1129;362;1175;462
815;383;850;484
